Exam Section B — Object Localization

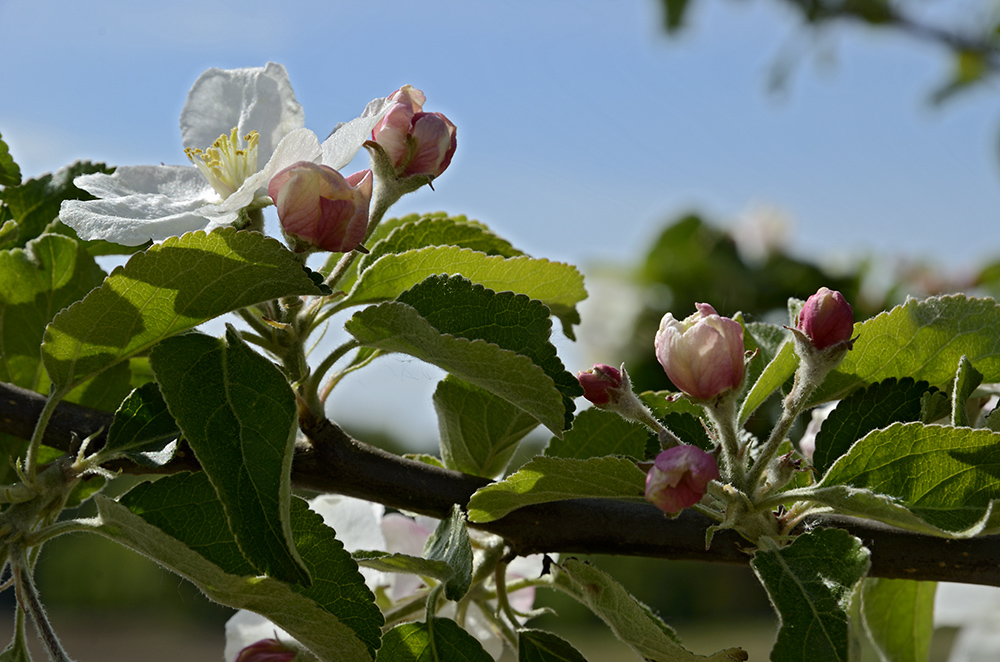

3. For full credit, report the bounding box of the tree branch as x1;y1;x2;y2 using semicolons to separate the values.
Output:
4;381;1000;587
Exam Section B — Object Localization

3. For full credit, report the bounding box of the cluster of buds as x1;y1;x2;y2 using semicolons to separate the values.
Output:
268;86;455;255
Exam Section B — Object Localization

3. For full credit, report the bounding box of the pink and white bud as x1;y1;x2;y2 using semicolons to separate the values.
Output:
796;287;854;350
235;638;297;662
371;85;457;179
578;364;623;406
268;161;372;254
654;303;745;401
645;445;720;514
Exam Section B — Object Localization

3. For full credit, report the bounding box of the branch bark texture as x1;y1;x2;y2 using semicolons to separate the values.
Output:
4;381;1000;587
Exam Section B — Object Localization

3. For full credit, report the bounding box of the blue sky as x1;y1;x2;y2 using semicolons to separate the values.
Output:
2;0;998;440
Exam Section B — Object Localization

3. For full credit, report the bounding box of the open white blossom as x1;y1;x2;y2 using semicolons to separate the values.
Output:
224;495;545;662
60;63;394;246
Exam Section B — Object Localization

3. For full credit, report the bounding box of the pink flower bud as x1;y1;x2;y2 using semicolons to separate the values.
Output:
645;445;720;514
235;638;296;662
268;162;372;254
371;86;457;179
796;287;854;350
654;303;745;401
577;364;623;406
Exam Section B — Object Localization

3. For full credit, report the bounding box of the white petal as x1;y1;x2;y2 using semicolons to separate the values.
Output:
180;62;305;164
321;94;397;170
61;166;217;245
948;620;1000;662
223;610;293;662
935;583;1000;626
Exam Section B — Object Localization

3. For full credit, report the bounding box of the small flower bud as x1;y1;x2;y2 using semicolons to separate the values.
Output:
235;638;297;662
796;287;854;350
370;86;457;180
268;161;372;254
654;303;745;401
645;445;720;514
577;364;623;406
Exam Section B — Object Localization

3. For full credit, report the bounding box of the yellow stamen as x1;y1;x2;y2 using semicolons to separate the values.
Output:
185;128;260;199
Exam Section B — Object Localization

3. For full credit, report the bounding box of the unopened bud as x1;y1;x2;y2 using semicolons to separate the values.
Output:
645;445;720;514
235;638;297;662
654;303;745;401
796;288;854;350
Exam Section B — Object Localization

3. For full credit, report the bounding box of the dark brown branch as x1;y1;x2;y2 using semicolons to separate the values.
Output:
4;381;1000;586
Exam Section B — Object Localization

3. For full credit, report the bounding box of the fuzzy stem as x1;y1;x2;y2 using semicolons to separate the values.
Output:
704;395;744;488
25;391;63;482
12;549;73;662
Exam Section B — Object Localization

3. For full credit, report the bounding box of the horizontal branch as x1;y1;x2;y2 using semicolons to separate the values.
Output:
4;381;1000;586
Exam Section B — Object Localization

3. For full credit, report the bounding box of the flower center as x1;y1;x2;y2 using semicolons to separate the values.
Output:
184;128;259;199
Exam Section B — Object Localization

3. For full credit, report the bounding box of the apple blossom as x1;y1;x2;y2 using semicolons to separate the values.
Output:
369;85;457;180
796;287;855;350
577;364;623;406
645;445;720;514
655;303;745;401
60;63;395;246
268;162;372;253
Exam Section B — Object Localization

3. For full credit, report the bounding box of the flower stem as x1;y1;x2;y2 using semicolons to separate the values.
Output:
324;175;397;290
704;395;745;488
12;547;72;662
24;391;63;482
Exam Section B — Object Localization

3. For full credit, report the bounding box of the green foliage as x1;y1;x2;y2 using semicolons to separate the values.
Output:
544;407;648;460
346;295;570;436
640;391;713;449
352;551;454;584
422;505;473;601
951;355;984;427
103;382;180;466
556;559;747;661
100;476;382;660
0;161;112;248
750;528;871;662
517;629;589;662
376;618;493;662
860;579;935;662
434;375;538;478
41;228;322;393
821;423;1000;534
811;378;932;475
0;133;21;187
467;456;647;523
150;327;307;585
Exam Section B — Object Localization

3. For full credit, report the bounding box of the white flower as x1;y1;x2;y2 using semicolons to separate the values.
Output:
61;63;395;246
935;583;1000;661
224;495;545;662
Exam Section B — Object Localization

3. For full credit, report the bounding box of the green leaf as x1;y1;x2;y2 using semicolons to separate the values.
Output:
149;327;308;586
820;422;1000;535
739;341;797;426
102;475;382;660
0;132;21;187
103;382;180;466
545;407;648;460
750;528;871;662
812;378;932;476
639;391;712;450
556;558;747;661
42;228;322;393
423;504;473;601
812;295;1000;404
738;321;792;423
344;246;586;339
0;161;112;247
860;579;935;662
518;629;588;662
0;221;17;250
467;456;646;523
352;550;454;584
346;301;567;436
951;355;983;427
434;376;538;478
376;618;493;662
0;234;106;392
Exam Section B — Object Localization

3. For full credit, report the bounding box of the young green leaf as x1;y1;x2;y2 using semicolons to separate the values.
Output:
544;407;648;460
556;558;747;661
750;528;871;662
423;504;473;601
352;551;454;584
639;391;712;450
518;629;589;662
345;301;567;436
811;295;1000;404
820;422;1000;534
434;376;538;478
344;246;586;338
42;228;322;393
951;355;984;427
811;378;931;476
467;456;647;523
149;327;308;586
103;382;180;466
738;320;790;420
860;578;935;662
739;341;797;426
0;132;21;187
376;618;493;662
100;476;382;660
0;220;17;250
